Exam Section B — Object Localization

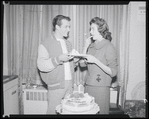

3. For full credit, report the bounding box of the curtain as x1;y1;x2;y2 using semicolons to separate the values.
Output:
3;4;130;111
3;4;71;83
119;5;130;108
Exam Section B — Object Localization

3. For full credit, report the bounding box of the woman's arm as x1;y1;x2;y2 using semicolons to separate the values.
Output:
85;54;112;75
85;45;118;77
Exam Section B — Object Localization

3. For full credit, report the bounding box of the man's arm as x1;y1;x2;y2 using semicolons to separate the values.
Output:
37;44;62;72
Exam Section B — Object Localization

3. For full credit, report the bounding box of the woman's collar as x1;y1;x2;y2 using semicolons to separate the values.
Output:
89;39;110;49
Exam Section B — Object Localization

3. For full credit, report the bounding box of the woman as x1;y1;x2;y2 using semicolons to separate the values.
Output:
80;17;118;114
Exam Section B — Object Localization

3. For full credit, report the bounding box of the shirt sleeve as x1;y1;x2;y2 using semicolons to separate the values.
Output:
105;44;118;77
37;44;63;72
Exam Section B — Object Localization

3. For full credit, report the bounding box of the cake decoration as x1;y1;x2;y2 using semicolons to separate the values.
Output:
56;84;100;114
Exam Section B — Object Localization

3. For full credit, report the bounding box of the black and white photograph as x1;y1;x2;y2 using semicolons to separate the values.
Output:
2;1;147;118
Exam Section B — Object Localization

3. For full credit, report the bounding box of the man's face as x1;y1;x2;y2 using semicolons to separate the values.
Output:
57;19;70;38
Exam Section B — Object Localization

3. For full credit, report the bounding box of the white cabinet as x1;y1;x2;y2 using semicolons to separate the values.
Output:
3;75;19;116
110;86;120;108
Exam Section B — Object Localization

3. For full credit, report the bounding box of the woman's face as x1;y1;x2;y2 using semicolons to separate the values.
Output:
90;23;103;41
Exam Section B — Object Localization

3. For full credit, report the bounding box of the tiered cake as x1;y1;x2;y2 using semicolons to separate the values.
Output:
56;84;100;114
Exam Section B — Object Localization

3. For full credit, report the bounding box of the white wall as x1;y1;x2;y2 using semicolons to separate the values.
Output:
126;2;146;100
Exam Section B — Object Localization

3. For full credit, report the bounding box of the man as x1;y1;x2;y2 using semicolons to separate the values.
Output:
37;15;75;114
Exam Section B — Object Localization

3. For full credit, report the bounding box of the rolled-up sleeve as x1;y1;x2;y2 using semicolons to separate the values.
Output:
37;44;62;72
105;45;118;77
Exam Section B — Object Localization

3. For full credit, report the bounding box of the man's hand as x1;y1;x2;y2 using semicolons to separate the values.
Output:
58;54;74;62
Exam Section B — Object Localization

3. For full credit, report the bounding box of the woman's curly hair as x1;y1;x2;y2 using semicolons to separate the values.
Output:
90;17;112;41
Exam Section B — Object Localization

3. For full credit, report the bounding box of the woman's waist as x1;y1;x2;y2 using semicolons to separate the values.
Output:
85;74;112;86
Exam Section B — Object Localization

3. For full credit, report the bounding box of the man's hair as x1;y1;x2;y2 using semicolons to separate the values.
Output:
52;15;71;31
90;17;112;41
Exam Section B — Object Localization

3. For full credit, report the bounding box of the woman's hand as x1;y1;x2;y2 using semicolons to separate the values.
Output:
83;36;93;54
85;54;98;64
84;36;93;47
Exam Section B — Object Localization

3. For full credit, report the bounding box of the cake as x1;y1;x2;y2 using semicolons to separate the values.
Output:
56;84;100;114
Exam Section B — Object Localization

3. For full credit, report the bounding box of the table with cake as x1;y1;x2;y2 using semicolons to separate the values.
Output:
56;84;100;114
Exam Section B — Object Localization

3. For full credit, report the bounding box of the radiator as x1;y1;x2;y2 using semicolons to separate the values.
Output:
23;86;48;114
23;85;119;114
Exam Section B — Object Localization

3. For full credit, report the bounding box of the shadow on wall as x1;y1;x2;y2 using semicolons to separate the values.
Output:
131;81;146;100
